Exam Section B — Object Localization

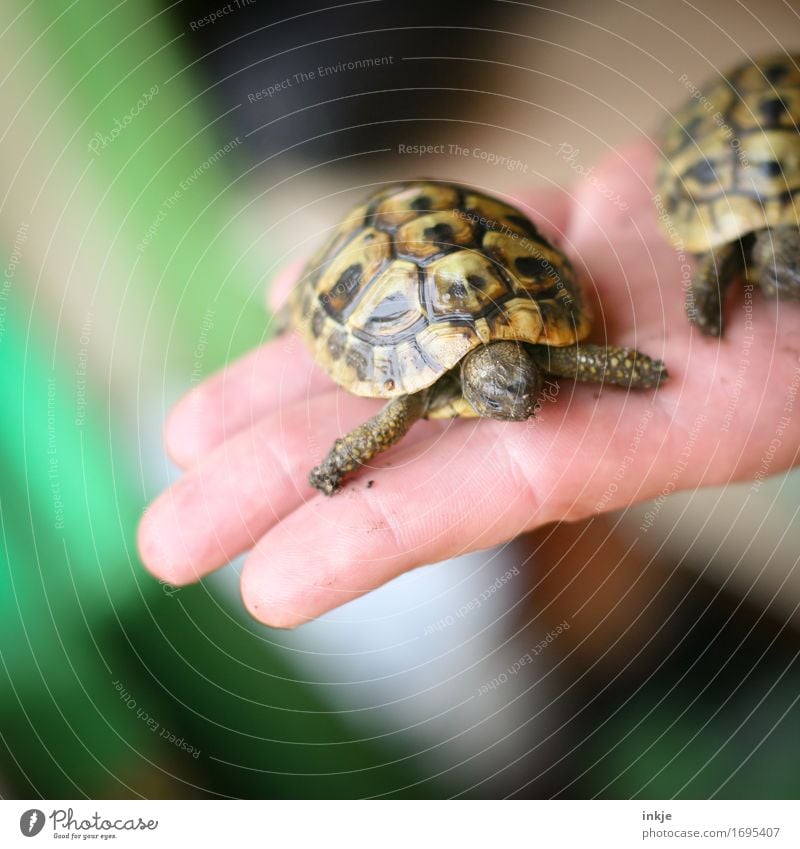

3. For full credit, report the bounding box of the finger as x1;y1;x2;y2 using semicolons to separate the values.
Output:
568;140;657;231
561;141;678;341
511;183;573;241
239;387;676;628
140;390;448;586
164;332;333;468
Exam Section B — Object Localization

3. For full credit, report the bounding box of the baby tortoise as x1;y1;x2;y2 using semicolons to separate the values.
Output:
281;181;667;494
656;54;800;336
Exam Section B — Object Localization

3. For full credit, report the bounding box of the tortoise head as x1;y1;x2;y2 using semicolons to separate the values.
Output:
461;341;542;421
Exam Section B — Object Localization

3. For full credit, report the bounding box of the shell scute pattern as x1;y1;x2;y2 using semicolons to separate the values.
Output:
658;55;800;253
425;250;509;320
290;181;590;398
314;227;391;321
371;183;461;228
346;259;422;340
394;210;476;261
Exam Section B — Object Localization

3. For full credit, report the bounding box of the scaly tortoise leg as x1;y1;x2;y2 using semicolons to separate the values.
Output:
530;344;668;389
309;392;427;495
689;240;749;336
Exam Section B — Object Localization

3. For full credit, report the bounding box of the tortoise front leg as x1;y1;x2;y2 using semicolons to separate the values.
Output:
309;393;426;495
530;344;668;389
689;240;749;336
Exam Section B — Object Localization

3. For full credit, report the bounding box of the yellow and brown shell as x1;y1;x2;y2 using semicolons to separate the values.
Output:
288;181;590;399
657;54;800;253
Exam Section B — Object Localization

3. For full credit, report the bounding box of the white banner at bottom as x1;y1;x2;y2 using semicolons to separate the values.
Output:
1;799;797;848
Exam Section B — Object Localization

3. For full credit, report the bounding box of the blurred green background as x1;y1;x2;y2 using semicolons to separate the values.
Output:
1;0;799;799
0;0;433;798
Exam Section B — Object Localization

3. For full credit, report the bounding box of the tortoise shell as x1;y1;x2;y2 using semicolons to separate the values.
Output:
657;54;800;254
288;181;590;399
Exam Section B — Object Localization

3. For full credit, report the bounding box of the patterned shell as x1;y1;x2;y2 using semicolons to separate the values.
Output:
289;181;590;399
657;54;800;254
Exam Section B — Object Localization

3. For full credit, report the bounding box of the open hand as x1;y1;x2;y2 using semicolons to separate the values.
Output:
137;141;800;627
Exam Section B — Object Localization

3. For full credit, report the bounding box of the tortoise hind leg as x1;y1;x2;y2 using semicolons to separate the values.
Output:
529;344;668;389
689;239;750;336
309;393;426;495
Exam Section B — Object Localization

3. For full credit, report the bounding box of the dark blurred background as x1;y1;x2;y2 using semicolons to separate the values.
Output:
0;0;798;799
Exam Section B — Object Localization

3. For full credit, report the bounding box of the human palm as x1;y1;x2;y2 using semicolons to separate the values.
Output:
138;141;800;627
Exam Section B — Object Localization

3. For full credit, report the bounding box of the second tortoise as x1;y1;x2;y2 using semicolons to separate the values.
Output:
657;54;800;336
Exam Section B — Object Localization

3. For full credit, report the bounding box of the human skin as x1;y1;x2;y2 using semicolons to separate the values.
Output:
137;141;800;628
